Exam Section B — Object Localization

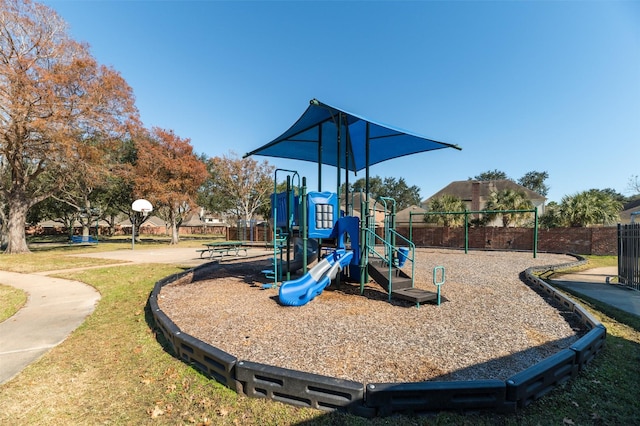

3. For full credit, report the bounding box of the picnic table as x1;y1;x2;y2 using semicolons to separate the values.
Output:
197;241;248;259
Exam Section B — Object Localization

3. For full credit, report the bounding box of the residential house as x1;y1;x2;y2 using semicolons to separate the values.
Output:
396;205;427;226
620;199;640;224
422;180;546;227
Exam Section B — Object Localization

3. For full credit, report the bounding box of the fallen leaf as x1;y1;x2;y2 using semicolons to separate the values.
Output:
149;405;164;418
217;407;229;416
571;401;579;407
563;418;575;425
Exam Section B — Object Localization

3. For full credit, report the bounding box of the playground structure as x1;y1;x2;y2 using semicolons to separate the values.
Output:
248;99;465;306
263;168;444;307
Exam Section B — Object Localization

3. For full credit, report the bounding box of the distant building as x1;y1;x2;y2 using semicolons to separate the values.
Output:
422;180;546;227
620;199;640;224
395;205;427;225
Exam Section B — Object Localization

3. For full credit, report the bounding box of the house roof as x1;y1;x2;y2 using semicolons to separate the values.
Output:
117;215;165;227
396;205;426;223
423;180;545;205
620;199;640;224
181;212;207;227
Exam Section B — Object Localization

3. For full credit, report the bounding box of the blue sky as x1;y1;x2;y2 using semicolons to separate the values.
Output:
43;0;639;203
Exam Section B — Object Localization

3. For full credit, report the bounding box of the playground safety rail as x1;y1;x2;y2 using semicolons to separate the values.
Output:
361;226;415;299
148;253;607;418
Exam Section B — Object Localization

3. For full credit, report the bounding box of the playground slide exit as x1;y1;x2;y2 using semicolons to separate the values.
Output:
278;249;353;307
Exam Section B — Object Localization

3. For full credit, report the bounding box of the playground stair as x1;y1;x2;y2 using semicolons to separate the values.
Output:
367;258;440;306
367;258;412;292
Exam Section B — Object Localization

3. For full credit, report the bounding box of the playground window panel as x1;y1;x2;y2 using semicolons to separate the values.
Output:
315;204;334;229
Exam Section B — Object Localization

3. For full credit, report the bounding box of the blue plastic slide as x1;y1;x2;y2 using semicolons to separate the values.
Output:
278;249;353;307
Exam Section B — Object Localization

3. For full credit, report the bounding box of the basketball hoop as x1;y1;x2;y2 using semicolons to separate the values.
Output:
132;199;153;215
131;199;153;250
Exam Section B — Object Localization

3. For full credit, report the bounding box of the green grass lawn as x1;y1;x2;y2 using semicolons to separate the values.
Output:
0;284;27;323
0;249;638;425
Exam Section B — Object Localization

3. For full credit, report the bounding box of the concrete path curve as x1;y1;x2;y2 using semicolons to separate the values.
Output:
0;271;101;384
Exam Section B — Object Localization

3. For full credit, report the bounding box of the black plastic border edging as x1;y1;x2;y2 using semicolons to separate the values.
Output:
236;360;372;416
506;349;578;408
149;253;607;417
365;380;515;416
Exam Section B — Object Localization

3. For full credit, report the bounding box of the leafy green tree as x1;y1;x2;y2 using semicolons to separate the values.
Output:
345;176;384;198
44;135;117;238
92;174;133;236
518;171;550;197
343;176;420;210
382;177;421;210
559;190;622;227
592;188;627;204
539;201;562;229
424;194;466;227
470;169;510;181
484;189;534;227
27;197;80;240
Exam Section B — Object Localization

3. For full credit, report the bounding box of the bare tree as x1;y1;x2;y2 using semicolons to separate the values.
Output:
628;175;640;195
203;152;274;223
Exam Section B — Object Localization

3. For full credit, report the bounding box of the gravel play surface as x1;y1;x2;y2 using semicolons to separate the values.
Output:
158;249;584;384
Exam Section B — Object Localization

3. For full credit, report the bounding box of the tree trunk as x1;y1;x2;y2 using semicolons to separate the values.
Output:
0;202;8;251
170;209;180;245
81;221;91;238
5;197;31;254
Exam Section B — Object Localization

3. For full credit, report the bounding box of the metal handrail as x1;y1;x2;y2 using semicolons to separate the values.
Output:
362;224;415;300
389;227;415;288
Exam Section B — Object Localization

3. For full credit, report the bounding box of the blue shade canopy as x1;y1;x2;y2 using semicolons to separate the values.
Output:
244;99;461;173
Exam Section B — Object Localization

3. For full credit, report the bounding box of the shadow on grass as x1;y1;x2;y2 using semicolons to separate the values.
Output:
144;297;178;358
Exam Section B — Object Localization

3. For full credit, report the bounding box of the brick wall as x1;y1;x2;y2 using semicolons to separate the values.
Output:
395;226;617;255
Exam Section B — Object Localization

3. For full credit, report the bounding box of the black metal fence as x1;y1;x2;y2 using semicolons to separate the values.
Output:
618;223;640;291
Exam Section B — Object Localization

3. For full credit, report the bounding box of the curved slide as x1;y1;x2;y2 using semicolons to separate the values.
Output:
278;249;354;307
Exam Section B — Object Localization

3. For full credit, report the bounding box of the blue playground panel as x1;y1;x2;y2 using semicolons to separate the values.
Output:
307;191;338;238
271;192;299;228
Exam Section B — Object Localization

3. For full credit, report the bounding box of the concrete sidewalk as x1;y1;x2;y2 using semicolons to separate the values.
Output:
550;267;640;318
0;271;100;384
